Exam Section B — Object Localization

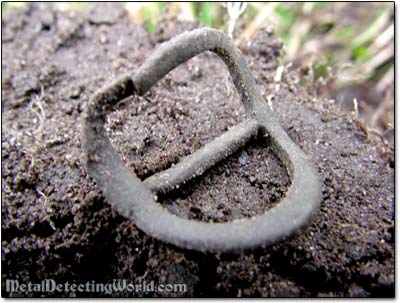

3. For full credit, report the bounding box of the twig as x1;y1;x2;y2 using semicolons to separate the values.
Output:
29;85;46;134
359;44;393;74
376;65;394;93
37;189;49;205
274;65;285;82
226;2;247;39
368;23;394;55
351;98;369;137
286;17;312;60
236;3;277;44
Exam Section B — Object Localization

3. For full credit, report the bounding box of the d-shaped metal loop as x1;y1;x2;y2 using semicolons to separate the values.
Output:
81;27;322;253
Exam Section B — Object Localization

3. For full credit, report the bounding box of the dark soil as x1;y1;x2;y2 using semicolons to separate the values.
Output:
1;3;394;298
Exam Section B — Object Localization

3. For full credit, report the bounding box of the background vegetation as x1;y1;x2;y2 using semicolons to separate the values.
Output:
2;2;394;144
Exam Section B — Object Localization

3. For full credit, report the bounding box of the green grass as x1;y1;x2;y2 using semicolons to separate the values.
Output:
142;2;165;32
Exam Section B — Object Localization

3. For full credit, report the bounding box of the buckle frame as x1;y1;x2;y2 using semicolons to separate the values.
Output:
82;28;321;252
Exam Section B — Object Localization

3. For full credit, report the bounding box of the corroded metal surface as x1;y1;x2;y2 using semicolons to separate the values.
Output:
81;28;321;253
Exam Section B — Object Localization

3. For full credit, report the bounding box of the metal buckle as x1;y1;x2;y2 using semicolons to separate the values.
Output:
81;28;321;252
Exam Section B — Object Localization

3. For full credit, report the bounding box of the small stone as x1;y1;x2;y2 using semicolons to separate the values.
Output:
239;151;250;165
69;87;81;99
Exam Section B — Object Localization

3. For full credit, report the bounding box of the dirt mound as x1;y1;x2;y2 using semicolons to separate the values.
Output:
1;3;394;297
